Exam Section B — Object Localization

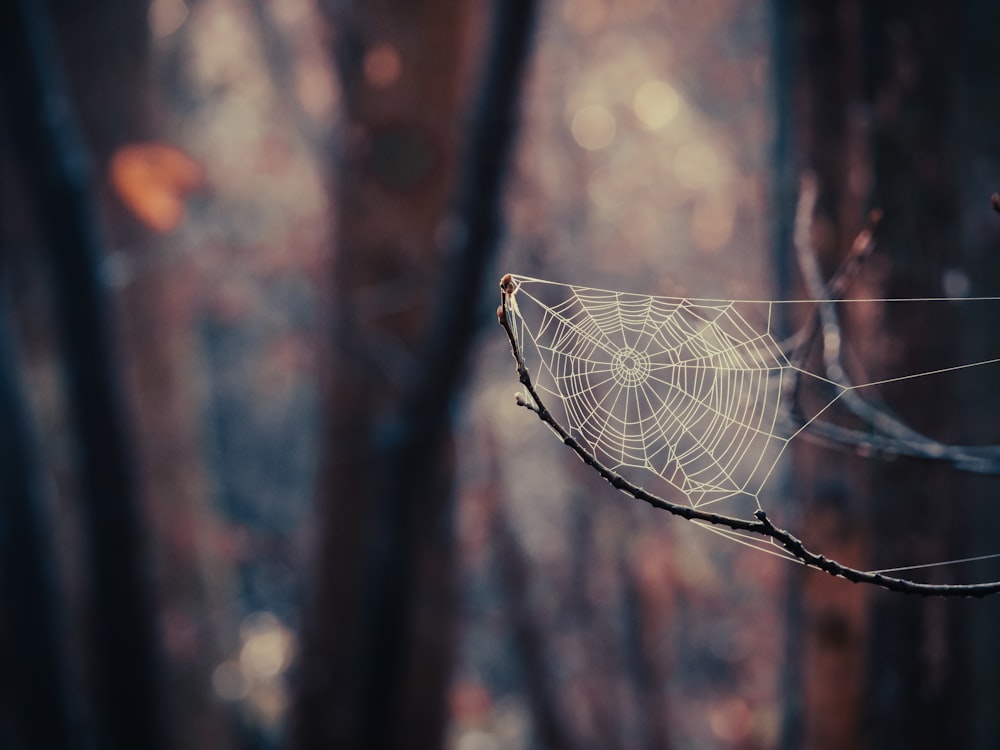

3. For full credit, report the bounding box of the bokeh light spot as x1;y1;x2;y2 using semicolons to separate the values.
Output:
297;60;339;122
708;698;753;743
942;268;970;297
364;43;402;88
633;80;681;130
691;194;736;252
586;167;628;211
561;0;608;34
673;141;730;190
110;142;204;233
246;682;289;728
212;659;249;701
571;105;616;151
239;611;294;679
148;0;189;38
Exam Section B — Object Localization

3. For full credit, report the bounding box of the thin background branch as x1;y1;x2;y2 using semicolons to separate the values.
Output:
784;174;1000;473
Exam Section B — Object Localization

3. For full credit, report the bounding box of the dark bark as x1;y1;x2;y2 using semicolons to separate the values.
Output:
50;2;235;746
861;5;970;749
952;4;1000;745
0;2;164;749
0;274;82;749
776;5;878;746
777;1;982;747
292;2;538;749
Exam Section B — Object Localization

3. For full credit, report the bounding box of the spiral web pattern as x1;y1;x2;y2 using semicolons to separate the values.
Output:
508;275;799;515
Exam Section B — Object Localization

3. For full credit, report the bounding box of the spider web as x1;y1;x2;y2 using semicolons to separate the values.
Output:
502;273;1000;586
507;275;815;522
506;274;1000;523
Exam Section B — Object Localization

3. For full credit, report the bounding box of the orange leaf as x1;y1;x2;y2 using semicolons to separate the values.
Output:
110;142;204;232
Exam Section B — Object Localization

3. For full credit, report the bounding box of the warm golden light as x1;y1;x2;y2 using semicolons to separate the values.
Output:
633;80;681;130
571;105;616;151
109;142;204;233
239;611;294;679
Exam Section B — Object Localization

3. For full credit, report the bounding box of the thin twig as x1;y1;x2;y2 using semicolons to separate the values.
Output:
498;276;1000;597
787;174;869;362
787;174;1000;472
783;415;1000;473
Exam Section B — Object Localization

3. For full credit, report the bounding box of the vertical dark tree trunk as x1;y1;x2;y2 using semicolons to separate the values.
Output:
952;4;1000;745
778;2;980;748
0;259;82;750
776;4;872;748
292;5;471;746
860;6;971;749
0;1;164;748
51;2;234;746
292;2;537;749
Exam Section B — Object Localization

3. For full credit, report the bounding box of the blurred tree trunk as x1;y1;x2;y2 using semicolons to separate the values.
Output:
952;5;1000;745
0;229;82;749
293;1;536;748
776;4;871;747
55;0;236;747
778;2;980;748
51;2;235;744
51;2;236;748
0;0;165;748
2;1;231;748
292;3;471;746
860;6;972;749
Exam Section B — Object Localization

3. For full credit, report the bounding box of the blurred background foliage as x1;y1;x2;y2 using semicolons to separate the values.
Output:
3;1;1000;749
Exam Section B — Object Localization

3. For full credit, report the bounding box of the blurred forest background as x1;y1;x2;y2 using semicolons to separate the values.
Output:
3;1;1000;749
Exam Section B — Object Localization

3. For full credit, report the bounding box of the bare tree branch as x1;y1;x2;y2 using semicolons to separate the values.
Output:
786;173;1000;472
792;174;929;440
497;275;1000;597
